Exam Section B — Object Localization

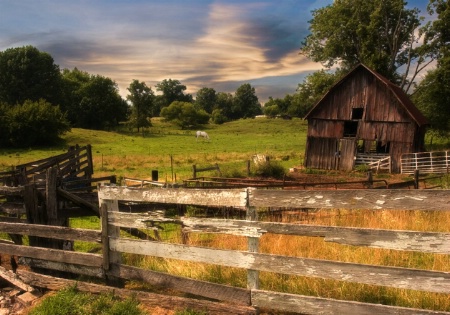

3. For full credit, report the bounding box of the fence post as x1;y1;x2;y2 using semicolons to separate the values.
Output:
100;203;110;271
192;164;197;179
366;171;373;188
414;170;420;189
246;188;259;291
99;192;123;285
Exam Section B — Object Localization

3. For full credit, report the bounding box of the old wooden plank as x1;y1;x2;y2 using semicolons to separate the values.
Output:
108;211;181;229
17;270;256;315
108;263;251;305
0;186;24;196
0;266;34;292
110;238;450;293
46;167;58;225
179;217;450;254
20;258;104;278
251;290;450;315
250;189;450;210
0;222;101;242
182;217;265;238
0;243;102;267
98;186;248;208
0;202;26;215
57;187;99;215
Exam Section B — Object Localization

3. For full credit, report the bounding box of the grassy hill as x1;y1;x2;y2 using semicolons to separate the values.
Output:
0;117;307;182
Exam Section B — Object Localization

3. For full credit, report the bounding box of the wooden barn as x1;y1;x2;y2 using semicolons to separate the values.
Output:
303;64;428;173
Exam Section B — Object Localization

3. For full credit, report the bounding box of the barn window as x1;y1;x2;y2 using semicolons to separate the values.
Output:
352;108;364;120
343;121;358;137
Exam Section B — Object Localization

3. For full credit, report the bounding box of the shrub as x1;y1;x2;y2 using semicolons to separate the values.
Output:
253;161;286;179
1;99;70;147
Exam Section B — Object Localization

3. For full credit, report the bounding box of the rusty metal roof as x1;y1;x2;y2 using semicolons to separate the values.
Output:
304;64;429;127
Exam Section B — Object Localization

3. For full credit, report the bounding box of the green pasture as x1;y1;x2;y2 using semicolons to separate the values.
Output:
0;117;307;182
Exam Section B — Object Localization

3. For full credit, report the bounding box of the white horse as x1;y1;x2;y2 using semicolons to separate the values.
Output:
196;130;210;141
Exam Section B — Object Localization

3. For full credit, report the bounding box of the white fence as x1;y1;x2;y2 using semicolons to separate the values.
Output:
401;151;450;174
355;154;391;172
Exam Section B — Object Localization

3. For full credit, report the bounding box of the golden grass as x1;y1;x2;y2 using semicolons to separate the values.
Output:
125;209;450;311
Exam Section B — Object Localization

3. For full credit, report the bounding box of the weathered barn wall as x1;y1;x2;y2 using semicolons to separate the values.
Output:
304;64;427;173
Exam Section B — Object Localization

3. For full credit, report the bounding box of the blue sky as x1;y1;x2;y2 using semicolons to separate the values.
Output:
0;0;431;103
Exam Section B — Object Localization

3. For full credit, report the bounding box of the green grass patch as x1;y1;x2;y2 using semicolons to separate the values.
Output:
28;285;145;315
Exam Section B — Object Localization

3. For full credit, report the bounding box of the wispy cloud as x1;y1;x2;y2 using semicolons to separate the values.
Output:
0;0;430;103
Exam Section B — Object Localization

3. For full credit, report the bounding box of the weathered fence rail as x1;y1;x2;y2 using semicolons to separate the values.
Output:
1;186;450;314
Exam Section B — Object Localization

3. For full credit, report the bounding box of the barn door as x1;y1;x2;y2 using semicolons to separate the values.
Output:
305;137;340;170
339;139;357;171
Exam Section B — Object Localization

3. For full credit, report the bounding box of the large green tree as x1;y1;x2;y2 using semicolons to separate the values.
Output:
126;80;155;132
62;68;128;130
0;46;62;105
160;101;209;129
301;0;437;92
412;0;450;139
232;83;262;119
195;87;217;114
155;79;193;113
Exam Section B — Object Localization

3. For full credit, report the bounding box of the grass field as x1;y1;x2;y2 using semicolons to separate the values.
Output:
0;117;307;182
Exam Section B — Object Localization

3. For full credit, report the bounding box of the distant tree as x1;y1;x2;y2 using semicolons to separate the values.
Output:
211;108;227;124
264;97;289;115
263;104;280;118
195;87;217;114
232;83;262;119
215;92;234;121
155;79;193;113
62;68;127;130
126;80;155;132
0;46;62;105
301;0;438;92
160;101;210;129
292;70;338;117
0;99;70;147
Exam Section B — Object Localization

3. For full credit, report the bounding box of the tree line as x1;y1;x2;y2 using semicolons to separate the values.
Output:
0;0;448;147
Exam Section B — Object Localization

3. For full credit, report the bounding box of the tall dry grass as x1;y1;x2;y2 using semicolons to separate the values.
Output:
126;208;450;311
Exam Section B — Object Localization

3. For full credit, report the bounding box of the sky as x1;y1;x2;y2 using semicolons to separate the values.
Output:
0;0;431;104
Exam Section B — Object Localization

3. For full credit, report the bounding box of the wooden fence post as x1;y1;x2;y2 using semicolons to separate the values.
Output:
192;165;197;179
246;188;259;291
414;170;420;189
99;192;123;286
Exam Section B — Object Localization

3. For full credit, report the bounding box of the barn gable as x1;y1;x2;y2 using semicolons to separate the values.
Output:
303;64;428;173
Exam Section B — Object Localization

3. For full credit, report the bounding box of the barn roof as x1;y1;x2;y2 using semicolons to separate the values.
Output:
304;64;428;126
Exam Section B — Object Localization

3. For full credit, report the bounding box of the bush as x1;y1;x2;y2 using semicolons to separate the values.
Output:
253;161;286;179
1;99;70;147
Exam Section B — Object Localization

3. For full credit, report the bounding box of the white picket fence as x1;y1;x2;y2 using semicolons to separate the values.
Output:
401;151;450;174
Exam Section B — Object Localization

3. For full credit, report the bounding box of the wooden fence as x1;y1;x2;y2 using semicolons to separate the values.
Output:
401;151;450;174
1;185;450;314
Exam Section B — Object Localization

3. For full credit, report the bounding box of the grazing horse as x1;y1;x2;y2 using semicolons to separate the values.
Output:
196;130;209;141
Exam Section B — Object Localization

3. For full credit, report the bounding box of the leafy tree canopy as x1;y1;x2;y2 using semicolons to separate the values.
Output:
126;80;155;132
160;101;210;129
155;79;193;112
232;83;262;119
412;0;450;138
195;87;217;114
0;46;62;105
301;0;437;92
61;68;128;130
